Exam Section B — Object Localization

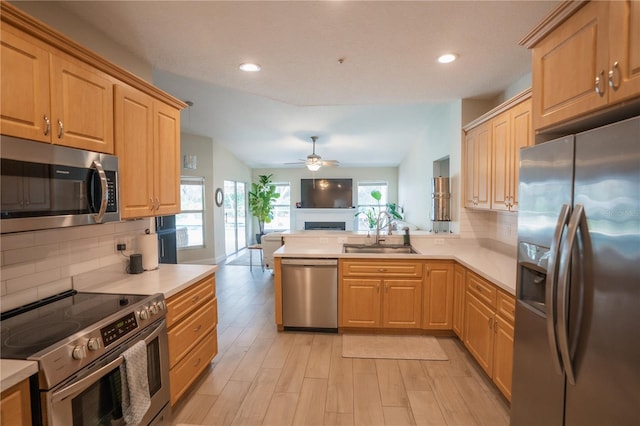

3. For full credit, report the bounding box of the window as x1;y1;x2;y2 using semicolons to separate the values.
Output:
176;177;205;248
356;181;388;230
264;182;291;231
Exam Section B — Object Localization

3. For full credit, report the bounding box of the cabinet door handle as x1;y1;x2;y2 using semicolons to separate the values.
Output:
149;198;154;210
192;295;200;303
378;268;387;272
595;70;606;97
193;324;202;333
57;120;64;138
494;318;498;333
475;284;482;292
608;61;620;91
155;198;160;210
43;115;50;136
488;317;493;330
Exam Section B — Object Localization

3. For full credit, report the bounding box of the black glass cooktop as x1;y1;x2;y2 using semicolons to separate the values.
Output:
0;291;148;359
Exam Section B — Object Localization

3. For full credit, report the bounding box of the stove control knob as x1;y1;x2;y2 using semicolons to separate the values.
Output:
149;303;159;315
87;338;100;351
72;345;86;360
156;300;166;311
138;308;149;320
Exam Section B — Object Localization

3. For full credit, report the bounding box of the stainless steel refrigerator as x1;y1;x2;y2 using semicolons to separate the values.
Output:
511;116;639;426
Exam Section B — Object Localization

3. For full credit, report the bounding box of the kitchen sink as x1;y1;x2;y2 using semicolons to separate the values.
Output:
342;243;418;254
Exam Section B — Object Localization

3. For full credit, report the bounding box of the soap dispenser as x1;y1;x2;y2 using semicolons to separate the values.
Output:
403;227;411;246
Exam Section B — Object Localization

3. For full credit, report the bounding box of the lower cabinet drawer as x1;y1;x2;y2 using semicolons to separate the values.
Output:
170;327;218;405
168;298;217;368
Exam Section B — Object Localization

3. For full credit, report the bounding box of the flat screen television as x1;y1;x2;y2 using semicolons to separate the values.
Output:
300;178;353;208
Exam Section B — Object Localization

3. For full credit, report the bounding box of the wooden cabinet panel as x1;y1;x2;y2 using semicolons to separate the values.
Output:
166;275;216;327
153;102;181;216
168;299;217;368
0;379;31;426
166;273;218;406
383;279;422;328
532;1;609;130
493;315;514;401
464;121;491;209
114;84;154;218
115;83;181;219
452;264;466;339
170;327;218;405
422;262;453;330
466;272;497;309
0;28;51;143
510;100;532;211
50;53;114;153
464;292;494;376
496;291;516;324
342;260;422;278
609;0;640;103
341;278;381;328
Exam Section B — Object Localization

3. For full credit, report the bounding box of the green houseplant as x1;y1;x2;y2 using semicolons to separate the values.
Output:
248;174;280;243
355;190;403;230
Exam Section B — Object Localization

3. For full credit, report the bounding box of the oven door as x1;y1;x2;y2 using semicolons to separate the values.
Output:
45;319;170;426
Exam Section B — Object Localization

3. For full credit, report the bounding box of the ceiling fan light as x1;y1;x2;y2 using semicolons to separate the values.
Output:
306;163;321;172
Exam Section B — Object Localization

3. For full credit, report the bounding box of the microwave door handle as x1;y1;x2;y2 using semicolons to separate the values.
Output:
546;203;570;375
557;204;585;386
50;355;124;404
92;160;108;223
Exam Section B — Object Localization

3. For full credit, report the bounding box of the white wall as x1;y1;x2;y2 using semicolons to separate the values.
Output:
178;133;215;264
10;1;153;82
251;167;399;231
398;101;462;231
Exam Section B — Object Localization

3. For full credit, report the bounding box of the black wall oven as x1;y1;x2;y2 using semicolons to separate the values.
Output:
1;291;171;425
0;135;119;234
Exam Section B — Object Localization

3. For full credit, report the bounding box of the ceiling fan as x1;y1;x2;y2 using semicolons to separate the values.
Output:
286;136;340;171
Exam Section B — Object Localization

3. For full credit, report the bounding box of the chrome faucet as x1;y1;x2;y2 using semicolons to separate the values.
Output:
375;211;392;244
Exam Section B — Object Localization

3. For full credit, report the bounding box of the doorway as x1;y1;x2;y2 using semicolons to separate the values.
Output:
223;180;247;255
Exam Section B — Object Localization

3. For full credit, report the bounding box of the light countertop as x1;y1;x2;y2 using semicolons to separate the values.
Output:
274;238;517;295
1;263;217;393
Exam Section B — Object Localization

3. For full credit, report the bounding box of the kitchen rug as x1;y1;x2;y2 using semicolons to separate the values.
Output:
342;334;448;360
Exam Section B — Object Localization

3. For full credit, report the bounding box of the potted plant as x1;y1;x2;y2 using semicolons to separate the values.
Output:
355;190;403;230
248;174;280;243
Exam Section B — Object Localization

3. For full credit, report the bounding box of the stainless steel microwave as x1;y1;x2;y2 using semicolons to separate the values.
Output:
1;135;120;234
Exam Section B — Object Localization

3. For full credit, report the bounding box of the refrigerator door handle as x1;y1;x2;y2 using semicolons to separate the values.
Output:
545;203;571;375
557;203;586;386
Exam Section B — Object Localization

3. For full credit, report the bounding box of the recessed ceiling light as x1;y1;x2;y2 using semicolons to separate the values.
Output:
239;63;261;72
437;53;458;64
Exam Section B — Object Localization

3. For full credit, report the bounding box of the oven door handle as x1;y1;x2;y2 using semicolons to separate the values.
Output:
50;319;166;404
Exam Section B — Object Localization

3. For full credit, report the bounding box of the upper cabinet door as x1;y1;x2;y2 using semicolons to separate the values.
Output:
0;28;51;142
154;101;181;216
608;0;640;103
531;1;610;131
509;99;532;211
115;84;154;219
491;111;510;212
50;54;114;153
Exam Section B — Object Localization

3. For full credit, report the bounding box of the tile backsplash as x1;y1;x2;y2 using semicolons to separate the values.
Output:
0;219;153;312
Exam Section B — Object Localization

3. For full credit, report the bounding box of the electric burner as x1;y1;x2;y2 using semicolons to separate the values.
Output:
0;290;149;359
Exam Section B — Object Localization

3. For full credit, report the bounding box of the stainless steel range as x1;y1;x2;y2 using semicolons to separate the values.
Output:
1;290;171;425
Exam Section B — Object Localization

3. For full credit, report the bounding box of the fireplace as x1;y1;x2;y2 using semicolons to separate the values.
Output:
305;221;346;231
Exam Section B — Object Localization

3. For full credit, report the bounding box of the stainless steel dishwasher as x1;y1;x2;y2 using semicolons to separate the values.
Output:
281;258;338;332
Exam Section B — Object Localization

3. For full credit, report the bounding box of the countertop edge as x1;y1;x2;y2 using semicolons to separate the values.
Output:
1;360;38;393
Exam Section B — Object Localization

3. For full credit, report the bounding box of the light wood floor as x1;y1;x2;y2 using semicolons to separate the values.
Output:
172;262;510;426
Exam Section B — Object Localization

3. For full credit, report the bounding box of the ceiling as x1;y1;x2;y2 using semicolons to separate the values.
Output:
54;1;559;168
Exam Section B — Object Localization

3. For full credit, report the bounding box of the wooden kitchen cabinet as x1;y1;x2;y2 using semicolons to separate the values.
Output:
340;260;423;329
115;84;181;219
0;378;31;426
452;263;466;339
491;99;532;212
463;121;491;209
421;261;454;330
1;25;114;153
463;270;516;401
528;1;640;131
166;273;218;405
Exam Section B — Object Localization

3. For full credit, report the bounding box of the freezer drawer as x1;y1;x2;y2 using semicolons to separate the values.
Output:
281;258;338;332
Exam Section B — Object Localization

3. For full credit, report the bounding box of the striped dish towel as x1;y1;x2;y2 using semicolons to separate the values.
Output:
121;340;151;425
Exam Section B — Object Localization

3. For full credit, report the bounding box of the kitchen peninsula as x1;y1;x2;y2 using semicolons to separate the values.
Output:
273;230;518;400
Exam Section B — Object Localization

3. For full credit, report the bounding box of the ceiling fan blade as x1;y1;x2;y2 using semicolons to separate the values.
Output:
321;160;340;166
284;161;305;165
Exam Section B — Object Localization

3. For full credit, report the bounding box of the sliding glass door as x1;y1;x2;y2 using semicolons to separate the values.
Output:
223;180;247;255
